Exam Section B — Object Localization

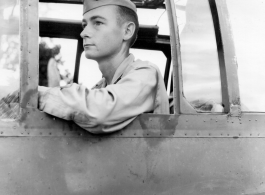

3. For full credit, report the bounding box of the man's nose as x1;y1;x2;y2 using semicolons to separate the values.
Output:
80;28;86;38
80;26;91;38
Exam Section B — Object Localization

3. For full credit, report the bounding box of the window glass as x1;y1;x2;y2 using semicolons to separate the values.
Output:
0;0;20;120
226;0;265;112
39;38;76;87
176;0;223;112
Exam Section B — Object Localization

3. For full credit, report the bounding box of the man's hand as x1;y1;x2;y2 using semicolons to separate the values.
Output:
38;86;50;110
190;99;224;112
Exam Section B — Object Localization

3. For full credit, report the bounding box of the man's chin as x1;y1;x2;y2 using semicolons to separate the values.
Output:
85;53;97;60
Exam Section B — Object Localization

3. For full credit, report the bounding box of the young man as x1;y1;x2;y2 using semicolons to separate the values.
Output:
38;0;169;133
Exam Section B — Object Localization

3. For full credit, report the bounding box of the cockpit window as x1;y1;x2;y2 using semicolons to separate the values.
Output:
177;0;223;112
227;0;265;112
0;0;20;120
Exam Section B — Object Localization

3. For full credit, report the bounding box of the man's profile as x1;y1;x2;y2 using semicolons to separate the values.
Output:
38;0;169;133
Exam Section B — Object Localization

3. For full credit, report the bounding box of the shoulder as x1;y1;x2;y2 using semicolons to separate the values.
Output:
117;59;160;87
124;59;159;76
133;59;160;70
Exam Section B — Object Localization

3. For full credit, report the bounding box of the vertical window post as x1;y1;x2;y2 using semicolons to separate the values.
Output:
20;0;39;108
165;0;196;114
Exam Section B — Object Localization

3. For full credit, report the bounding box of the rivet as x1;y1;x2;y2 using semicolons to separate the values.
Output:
197;133;199;136
49;132;52;135
216;120;218;122
203;120;206;122
185;133;187;136
209;133;211;136
227;134;229;136
250;134;252;136
168;119;171;121
40;132;42;135
0;132;3;134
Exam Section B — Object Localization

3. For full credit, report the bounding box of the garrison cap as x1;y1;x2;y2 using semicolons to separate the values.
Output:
83;0;137;15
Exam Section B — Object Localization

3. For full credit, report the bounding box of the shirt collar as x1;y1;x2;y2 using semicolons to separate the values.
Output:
111;54;135;84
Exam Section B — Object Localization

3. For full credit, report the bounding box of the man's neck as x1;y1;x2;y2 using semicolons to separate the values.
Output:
98;51;129;84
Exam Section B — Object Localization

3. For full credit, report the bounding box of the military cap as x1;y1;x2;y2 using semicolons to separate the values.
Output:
83;0;137;15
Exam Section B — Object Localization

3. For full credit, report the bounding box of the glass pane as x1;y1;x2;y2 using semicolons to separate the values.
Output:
177;0;223;112
227;0;265;112
39;38;76;87
0;0;20;120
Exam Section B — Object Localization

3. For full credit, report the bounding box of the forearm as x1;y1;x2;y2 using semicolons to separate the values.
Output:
38;67;158;132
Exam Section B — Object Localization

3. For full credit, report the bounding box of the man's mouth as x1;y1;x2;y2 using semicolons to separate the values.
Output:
83;44;94;48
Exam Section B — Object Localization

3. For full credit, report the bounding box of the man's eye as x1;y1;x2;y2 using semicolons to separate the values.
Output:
94;21;103;26
82;24;87;29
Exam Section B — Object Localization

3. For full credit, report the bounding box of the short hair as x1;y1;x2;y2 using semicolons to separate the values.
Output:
116;6;139;47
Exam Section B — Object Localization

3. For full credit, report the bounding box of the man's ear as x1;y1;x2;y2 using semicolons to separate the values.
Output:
123;22;135;41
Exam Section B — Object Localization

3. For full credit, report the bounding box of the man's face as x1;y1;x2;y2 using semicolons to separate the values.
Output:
81;5;124;61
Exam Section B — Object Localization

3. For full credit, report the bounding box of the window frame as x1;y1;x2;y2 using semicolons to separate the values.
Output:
20;0;39;109
167;0;241;115
31;0;242;117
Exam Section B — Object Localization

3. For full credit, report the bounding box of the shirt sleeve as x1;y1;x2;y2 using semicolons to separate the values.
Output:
38;66;157;133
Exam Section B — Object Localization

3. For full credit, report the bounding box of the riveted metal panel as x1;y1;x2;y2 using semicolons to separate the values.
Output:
1;135;265;195
1;109;265;138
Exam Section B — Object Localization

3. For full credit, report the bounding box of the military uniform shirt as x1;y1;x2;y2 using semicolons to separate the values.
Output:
38;54;169;133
